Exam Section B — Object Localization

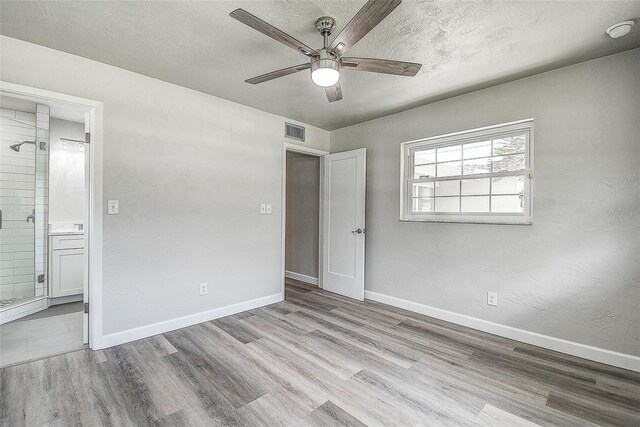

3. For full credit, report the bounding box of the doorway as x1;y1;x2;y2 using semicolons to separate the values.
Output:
0;82;102;365
281;144;367;301
285;151;321;288
282;143;326;295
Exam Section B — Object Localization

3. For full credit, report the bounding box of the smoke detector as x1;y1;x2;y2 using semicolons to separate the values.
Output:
606;20;635;39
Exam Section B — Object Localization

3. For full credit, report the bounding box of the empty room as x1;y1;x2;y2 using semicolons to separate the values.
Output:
0;1;638;426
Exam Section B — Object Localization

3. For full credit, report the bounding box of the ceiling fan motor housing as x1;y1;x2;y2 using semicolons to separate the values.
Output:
312;48;339;72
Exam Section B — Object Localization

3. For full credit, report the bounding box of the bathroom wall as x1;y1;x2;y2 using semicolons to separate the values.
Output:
285;152;320;281
49;118;85;228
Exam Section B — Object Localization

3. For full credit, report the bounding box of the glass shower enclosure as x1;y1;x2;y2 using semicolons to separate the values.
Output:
0;100;49;317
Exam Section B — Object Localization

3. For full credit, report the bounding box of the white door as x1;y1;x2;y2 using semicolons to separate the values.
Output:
322;148;366;300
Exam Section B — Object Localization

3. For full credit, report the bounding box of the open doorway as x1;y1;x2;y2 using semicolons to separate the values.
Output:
282;143;327;295
0;89;94;367
281;144;367;301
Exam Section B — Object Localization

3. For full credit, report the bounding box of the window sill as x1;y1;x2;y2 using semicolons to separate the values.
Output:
399;216;533;226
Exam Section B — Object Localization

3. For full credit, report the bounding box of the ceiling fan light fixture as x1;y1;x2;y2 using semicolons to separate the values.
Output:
232;1;422;101
311;51;340;87
311;65;340;87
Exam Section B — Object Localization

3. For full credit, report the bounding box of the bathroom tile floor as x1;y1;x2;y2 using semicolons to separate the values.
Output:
0;302;84;367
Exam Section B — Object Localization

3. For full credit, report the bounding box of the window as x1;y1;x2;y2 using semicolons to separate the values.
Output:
400;119;533;224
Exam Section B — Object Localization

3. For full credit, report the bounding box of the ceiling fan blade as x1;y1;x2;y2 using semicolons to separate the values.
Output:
328;0;401;54
245;63;311;84
325;84;343;102
341;57;421;76
230;9;317;57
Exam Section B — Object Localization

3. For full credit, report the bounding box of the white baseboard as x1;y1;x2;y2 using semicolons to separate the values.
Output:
49;294;83;306
99;293;282;349
285;270;318;286
365;290;640;373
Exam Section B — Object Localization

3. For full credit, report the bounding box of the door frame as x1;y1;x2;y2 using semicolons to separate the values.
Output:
281;142;328;299
0;80;104;350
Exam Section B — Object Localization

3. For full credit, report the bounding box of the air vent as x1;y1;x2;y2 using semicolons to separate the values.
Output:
285;122;305;142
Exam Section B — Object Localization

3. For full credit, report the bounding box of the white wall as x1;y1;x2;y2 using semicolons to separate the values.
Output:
330;49;640;358
285;152;319;279
49;118;85;226
0;36;330;337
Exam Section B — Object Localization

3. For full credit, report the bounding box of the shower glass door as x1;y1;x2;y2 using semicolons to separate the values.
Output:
0;99;49;310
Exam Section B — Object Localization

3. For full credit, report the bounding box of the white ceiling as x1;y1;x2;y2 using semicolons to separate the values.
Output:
1;1;638;130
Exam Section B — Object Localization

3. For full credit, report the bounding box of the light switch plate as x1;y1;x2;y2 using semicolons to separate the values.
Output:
260;204;266;214
266;204;272;214
107;200;119;215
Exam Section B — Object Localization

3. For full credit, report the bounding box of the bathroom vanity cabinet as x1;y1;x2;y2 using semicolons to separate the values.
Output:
49;234;84;298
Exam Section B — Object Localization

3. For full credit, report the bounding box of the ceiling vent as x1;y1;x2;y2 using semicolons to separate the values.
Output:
285;122;305;142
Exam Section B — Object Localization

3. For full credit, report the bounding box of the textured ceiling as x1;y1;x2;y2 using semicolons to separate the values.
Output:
1;1;639;130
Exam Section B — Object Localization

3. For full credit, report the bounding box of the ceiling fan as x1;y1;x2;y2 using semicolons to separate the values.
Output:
230;0;422;102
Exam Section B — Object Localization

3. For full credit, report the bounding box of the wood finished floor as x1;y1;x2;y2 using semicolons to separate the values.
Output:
1;279;639;426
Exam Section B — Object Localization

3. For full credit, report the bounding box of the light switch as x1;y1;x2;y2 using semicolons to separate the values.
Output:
260;204;266;214
107;200;119;215
266;204;272;214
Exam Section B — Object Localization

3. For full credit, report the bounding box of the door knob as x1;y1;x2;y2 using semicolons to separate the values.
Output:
351;228;364;234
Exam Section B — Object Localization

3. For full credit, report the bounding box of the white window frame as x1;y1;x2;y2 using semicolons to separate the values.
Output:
400;119;534;225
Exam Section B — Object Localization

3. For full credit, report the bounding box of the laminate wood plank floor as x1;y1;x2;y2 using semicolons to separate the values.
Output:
2;281;639;426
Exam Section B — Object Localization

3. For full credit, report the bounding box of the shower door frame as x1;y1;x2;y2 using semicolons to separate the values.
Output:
0;81;104;350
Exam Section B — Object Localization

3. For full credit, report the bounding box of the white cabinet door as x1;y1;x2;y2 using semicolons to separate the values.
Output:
51;248;84;297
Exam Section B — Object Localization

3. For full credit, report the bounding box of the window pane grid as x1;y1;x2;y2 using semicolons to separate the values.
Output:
403;121;532;222
409;174;526;214
413;148;526;180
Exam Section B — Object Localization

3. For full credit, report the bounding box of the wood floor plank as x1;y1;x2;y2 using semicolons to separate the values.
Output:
546;390;640;426
240;313;362;380
304;400;367;427
231;389;312;426
211;315;263;344
1;282;638;427
476;403;542;426
164;326;269;410
292;310;417;368
351;369;483;426
514;343;640;383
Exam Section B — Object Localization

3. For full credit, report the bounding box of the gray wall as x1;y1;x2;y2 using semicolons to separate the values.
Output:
1;36;330;336
285;152;319;279
49;118;85;225
330;49;640;356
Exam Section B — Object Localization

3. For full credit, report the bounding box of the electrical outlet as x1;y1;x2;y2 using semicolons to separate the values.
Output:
266;204;272;214
487;292;498;306
199;283;208;296
260;204;266;214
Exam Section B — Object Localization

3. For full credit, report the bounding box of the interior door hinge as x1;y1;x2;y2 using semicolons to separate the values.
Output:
85;132;91;144
84;302;89;314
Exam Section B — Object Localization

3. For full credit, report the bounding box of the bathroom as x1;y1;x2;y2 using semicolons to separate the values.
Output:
0;95;88;366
